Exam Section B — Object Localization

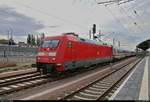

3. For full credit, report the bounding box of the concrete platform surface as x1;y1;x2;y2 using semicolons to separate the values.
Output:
109;56;149;100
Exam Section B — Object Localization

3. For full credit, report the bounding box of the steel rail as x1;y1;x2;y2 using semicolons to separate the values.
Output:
61;57;142;100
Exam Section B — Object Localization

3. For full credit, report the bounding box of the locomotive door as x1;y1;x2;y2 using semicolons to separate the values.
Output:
68;41;76;68
72;41;77;67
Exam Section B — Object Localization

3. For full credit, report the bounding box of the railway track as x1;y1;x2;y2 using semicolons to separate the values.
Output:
0;64;34;74
0;72;45;87
0;72;51;96
0;69;37;79
0;57;140;98
0;62;16;68
60;57;141;100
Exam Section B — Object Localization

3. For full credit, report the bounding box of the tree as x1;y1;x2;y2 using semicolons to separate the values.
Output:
31;34;36;46
36;35;41;46
0;39;9;44
27;34;31;45
40;33;45;45
41;33;45;40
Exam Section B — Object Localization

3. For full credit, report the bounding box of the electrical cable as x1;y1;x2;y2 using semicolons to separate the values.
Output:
128;0;147;30
116;4;136;33
104;5;131;34
117;5;139;33
118;5;143;32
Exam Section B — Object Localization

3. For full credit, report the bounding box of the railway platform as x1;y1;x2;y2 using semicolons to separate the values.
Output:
110;56;150;100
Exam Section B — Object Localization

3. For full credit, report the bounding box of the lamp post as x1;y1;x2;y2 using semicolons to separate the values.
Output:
89;30;91;39
118;41;120;50
6;26;13;63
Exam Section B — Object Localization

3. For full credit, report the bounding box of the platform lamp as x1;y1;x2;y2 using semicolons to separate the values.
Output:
113;38;115;47
89;30;92;39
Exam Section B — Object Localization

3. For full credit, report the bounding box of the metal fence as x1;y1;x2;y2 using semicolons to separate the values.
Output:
0;45;38;64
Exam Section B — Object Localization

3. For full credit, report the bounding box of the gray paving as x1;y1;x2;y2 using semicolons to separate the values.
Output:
112;57;146;100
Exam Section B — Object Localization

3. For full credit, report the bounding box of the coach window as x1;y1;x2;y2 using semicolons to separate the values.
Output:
67;41;72;48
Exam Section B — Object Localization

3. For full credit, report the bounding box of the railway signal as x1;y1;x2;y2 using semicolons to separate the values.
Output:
92;24;96;39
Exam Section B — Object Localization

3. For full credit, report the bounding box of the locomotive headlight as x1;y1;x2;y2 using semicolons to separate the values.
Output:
52;57;56;61
49;52;56;56
37;57;40;60
56;63;62;66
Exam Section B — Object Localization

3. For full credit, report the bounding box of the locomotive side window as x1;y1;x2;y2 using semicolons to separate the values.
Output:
42;40;60;48
67;41;72;48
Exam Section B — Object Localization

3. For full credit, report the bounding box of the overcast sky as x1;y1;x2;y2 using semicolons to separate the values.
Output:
0;0;149;51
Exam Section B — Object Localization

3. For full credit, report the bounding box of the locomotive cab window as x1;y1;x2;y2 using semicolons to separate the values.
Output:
42;40;60;48
67;41;72;48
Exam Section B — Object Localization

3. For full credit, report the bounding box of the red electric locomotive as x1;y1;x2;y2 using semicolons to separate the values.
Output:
36;33;113;74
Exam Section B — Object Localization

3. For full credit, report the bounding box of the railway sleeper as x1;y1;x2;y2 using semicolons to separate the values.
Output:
84;89;102;94
74;93;98;100
73;95;95;100
89;87;105;91
79;92;100;98
92;84;110;89
96;82;112;86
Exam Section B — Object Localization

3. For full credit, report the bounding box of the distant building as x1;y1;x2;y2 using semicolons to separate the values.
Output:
0;39;9;44
18;42;27;47
0;38;16;45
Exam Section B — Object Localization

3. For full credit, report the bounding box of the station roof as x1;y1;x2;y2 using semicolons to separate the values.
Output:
136;39;150;50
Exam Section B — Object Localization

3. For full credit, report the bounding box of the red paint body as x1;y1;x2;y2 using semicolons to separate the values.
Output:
36;33;113;73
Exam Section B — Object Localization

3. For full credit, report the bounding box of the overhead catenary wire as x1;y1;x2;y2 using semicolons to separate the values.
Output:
104;5;131;34
118;5;143;32
96;0;135;5
97;0;146;34
127;1;147;30
115;5;136;33
95;0;134;34
116;5;139;34
103;0;148;33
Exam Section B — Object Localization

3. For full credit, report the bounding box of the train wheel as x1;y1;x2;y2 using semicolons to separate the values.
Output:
37;68;42;75
37;67;40;71
42;68;47;75
50;68;65;78
36;63;42;73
